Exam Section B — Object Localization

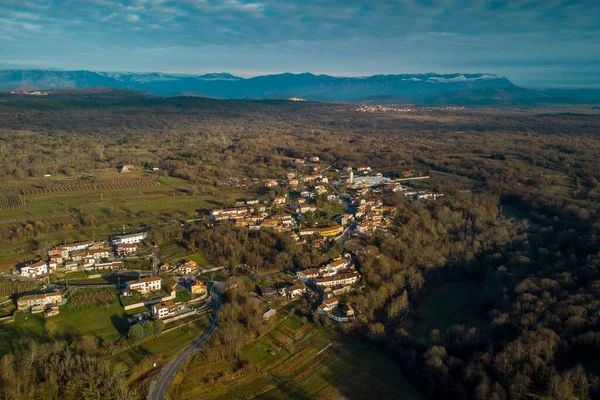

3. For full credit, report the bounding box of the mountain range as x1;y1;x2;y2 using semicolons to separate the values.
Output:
1;69;599;105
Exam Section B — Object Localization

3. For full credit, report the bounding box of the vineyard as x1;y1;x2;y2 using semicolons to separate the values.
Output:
18;176;161;195
0;191;24;210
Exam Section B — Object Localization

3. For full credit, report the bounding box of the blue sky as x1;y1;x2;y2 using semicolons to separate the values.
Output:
1;0;599;87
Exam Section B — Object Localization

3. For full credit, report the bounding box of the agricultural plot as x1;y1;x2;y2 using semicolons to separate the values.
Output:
172;314;426;400
0;169;258;261
0;190;24;210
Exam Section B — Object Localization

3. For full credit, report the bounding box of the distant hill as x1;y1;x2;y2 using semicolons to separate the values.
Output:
0;69;597;105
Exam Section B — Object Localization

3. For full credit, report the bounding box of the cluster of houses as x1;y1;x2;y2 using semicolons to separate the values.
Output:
256;256;359;323
121;267;207;321
354;105;466;113
17;231;148;279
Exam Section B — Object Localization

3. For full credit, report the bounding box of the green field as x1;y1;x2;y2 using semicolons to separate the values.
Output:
111;316;209;375
409;280;487;336
171;312;426;400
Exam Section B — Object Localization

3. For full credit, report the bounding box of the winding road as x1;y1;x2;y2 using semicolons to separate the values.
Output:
148;290;221;400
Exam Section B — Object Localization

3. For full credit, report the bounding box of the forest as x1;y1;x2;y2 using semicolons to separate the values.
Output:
0;92;599;399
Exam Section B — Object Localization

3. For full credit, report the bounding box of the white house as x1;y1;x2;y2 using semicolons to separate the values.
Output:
325;258;350;275
20;260;48;278
152;300;181;319
313;272;360;287
126;276;162;294
113;232;147;245
284;283;306;298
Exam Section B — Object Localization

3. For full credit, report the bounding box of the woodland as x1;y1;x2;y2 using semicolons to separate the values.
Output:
0;92;599;399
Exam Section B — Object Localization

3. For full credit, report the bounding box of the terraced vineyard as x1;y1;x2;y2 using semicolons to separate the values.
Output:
0;190;24;210
171;312;426;400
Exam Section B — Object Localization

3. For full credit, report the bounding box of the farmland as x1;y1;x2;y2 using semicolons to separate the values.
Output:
0;168;257;260
170;311;425;400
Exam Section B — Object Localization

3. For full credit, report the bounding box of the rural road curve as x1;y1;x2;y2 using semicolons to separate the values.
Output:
148;291;221;400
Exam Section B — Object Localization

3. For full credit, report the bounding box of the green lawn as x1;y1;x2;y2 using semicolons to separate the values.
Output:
187;252;210;265
410;280;487;336
45;298;129;340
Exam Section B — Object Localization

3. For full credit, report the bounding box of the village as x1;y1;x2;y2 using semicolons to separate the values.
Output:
5;156;444;330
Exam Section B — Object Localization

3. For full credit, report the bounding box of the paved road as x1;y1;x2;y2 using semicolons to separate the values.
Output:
148;291;221;400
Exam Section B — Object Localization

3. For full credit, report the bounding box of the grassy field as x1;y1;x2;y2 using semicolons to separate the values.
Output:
171;312;426;400
409;280;487;336
111;316;209;375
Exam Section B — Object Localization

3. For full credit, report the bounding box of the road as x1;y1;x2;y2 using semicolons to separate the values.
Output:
148;290;221;400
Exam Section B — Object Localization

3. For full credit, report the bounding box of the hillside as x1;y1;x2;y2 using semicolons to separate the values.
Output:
0;69;581;105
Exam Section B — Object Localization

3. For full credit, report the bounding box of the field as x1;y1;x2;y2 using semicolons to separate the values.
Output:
111;316;209;375
408;280;487;336
0;168;258;260
170;311;426;400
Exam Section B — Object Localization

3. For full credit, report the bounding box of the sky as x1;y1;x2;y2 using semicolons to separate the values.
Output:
1;0;599;87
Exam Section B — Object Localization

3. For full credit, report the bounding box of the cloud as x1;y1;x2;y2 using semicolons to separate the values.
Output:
0;0;599;86
126;14;140;22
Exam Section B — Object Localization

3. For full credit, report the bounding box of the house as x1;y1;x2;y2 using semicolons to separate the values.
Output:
300;191;312;198
126;276;162;294
288;179;299;187
297;204;317;214
263;309;277;321
116;243;138;256
49;254;63;265
18;291;62;310
279;216;295;229
265;179;279;187
112;231;147;245
93;261;123;271
64;261;78;271
87;248;111;259
286;172;296;180
307;156;320;163
318;297;340;314
284;283;306;298
325;258;350;275
210;206;250;221
152;300;183;319
273;196;287;206
294;158;305;164
340;213;353;226
70;250;86;262
20;260;48;278
299;228;316;236
296;268;320;282
317;225;344;238
314;272;360;287
83;255;96;267
62;240;94;254
191;281;207;295
120;164;134;173
177;260;198;275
